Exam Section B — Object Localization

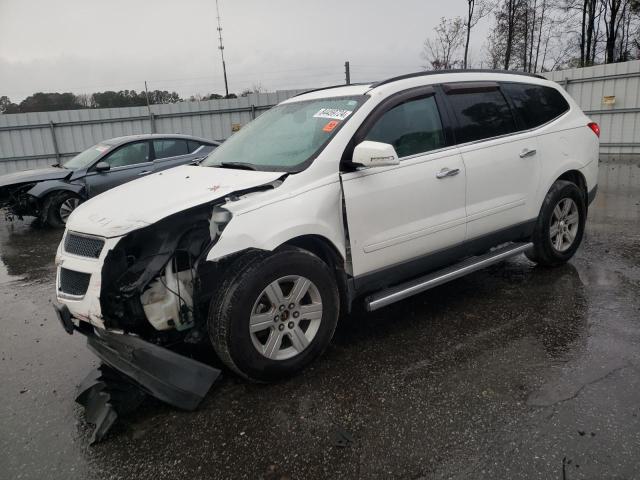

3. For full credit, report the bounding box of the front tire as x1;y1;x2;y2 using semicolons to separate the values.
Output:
526;180;586;267
42;191;81;228
208;248;339;382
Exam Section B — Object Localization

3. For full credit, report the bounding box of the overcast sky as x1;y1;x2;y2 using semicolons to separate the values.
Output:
0;0;491;102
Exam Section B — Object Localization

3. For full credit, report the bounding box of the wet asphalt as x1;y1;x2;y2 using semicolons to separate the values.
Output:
1;158;639;480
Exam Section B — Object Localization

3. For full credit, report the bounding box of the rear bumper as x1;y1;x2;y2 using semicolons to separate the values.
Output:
53;302;221;410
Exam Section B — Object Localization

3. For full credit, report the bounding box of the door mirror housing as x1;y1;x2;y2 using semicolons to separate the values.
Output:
95;161;111;172
352;141;400;168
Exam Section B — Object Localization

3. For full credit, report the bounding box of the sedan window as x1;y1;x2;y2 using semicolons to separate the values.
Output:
153;139;189;159
103;142;150;168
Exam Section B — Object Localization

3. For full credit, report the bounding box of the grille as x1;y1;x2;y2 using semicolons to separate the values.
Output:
59;268;91;297
64;233;105;259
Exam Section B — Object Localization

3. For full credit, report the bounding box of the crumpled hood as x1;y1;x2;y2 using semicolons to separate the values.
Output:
66;165;283;238
0;167;70;189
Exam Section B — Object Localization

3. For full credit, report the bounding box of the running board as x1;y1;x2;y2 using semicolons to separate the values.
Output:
365;242;533;311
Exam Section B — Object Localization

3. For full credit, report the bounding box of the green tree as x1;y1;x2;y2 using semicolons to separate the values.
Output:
0;96;20;114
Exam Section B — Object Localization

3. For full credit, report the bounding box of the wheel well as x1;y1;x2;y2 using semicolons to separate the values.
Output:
278;235;352;313
557;170;588;206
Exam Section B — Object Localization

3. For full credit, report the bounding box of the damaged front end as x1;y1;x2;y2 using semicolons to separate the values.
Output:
0;183;39;220
57;175;284;442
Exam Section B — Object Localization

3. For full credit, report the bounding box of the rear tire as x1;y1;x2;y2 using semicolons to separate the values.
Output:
208;248;339;382
42;191;81;228
525;180;586;267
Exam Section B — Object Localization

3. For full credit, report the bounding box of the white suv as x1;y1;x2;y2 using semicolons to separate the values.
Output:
54;71;599;383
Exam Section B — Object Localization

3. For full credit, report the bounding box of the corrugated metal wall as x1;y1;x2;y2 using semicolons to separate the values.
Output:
0;90;302;174
542;60;640;157
1;61;639;174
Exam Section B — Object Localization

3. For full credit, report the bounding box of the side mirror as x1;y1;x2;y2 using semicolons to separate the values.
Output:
352;141;400;168
95;161;111;172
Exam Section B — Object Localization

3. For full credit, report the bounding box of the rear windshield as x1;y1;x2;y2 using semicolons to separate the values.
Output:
62;144;111;169
201;96;367;172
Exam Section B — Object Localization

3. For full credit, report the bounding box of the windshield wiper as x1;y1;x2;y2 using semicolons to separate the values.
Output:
216;162;257;171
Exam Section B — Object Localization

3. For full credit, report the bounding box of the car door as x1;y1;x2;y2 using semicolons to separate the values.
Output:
84;140;154;197
152;138;194;173
442;82;541;240
340;89;467;290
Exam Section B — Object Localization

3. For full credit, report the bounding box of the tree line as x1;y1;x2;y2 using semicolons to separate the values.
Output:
0;88;271;114
423;0;640;72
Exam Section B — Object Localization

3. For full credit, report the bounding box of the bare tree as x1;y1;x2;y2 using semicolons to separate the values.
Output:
463;0;494;68
422;17;466;70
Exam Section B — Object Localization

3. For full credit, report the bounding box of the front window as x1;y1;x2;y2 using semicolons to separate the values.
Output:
62;144;111;169
103;141;150;168
201;96;367;172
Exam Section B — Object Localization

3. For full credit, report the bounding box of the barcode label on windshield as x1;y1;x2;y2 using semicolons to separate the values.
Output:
313;108;353;121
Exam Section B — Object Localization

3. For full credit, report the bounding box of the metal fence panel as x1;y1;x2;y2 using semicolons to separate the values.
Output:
542;60;640;156
0;89;303;174
2;61;640;174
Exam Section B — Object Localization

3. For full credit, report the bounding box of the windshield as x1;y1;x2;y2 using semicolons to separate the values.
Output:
201;95;367;172
62;143;111;169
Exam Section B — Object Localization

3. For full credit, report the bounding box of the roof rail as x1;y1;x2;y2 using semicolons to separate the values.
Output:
370;69;547;88
293;83;371;97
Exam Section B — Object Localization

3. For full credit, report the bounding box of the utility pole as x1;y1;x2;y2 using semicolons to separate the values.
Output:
144;81;155;133
344;61;351;85
216;0;230;97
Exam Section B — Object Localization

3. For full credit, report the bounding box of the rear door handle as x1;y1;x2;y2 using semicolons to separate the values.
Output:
436;168;460;179
138;170;152;176
519;148;537;158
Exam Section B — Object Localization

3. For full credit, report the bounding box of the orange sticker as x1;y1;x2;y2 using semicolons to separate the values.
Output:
323;120;339;132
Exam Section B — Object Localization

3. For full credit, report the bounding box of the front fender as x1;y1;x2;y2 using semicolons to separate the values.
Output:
27;180;85;200
206;181;346;262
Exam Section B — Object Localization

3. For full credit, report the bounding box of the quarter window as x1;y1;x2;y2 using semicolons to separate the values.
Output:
187;140;203;153
153;139;189;159
103;142;150;168
503;83;570;129
365;95;446;158
446;89;516;144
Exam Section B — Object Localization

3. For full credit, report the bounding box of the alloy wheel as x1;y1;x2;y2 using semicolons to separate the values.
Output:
59;198;80;223
249;275;323;361
549;197;579;252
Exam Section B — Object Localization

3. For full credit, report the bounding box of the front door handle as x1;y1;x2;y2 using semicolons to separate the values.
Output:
436;168;460;179
519;148;537;158
138;170;153;176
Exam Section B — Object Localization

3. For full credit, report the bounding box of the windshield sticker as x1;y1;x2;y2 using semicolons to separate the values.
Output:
95;145;110;153
313;108;353;121
322;120;340;132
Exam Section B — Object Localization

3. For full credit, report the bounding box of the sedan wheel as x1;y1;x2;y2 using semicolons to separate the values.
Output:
59;197;80;223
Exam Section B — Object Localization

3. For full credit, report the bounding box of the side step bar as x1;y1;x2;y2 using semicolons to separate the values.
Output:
365;242;533;311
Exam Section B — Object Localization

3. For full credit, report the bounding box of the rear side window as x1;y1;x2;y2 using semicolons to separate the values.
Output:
446;89;516;144
503;83;570;129
153;139;189;159
187;140;203;153
365;95;445;158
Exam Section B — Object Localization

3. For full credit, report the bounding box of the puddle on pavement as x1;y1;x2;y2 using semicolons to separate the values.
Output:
0;217;62;285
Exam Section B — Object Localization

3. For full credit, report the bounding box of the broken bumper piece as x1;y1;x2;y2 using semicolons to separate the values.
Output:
54;303;221;442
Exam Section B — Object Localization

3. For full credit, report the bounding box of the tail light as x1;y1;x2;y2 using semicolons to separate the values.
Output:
588;122;600;138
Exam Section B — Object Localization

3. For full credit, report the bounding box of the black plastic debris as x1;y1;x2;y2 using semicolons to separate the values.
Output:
76;365;146;444
73;327;221;443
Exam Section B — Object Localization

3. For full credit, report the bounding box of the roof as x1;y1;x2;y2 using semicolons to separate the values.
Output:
102;133;219;146
369;69;546;88
290;69;552;102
